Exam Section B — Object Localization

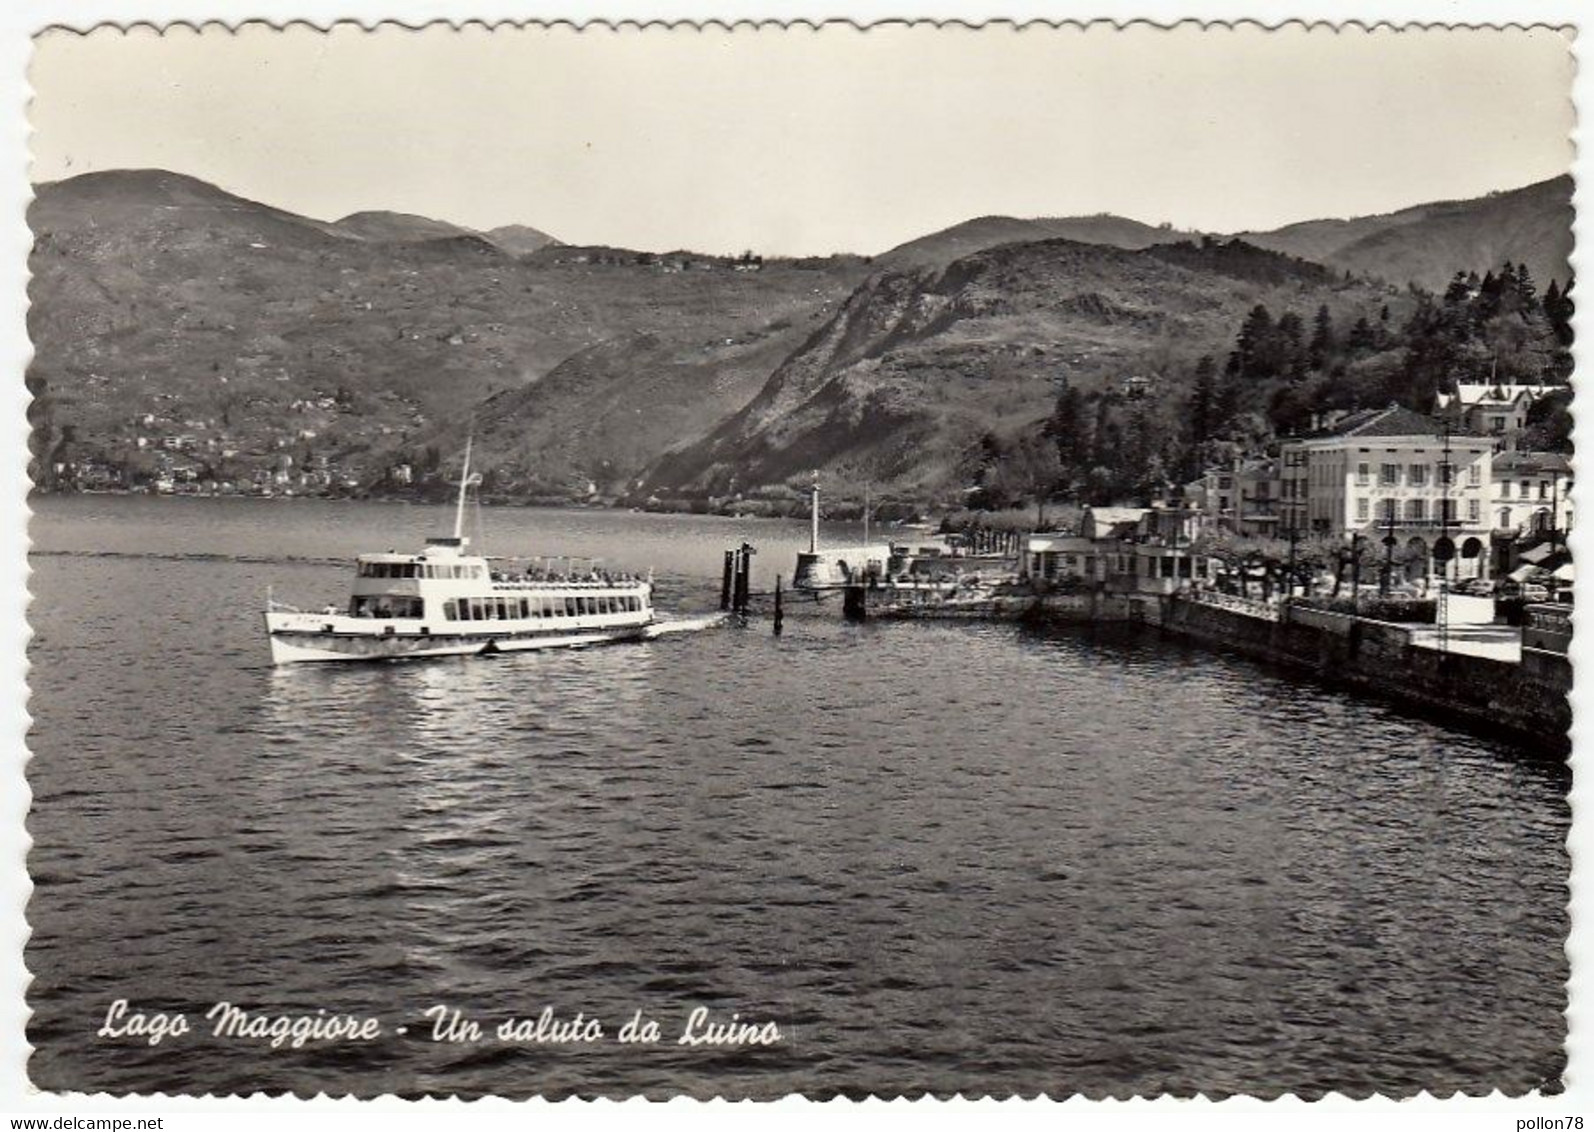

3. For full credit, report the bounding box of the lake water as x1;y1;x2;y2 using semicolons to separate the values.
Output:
25;496;1569;1098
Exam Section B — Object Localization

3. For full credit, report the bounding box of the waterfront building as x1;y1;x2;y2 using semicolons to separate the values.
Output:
1491;450;1572;538
1195;458;1281;538
1278;404;1494;580
1023;505;1204;595
1489;450;1573;577
1117;506;1204;594
1434;382;1555;450
1019;533;1098;583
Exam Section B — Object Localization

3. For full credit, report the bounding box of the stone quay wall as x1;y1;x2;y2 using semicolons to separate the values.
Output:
1157;595;1570;756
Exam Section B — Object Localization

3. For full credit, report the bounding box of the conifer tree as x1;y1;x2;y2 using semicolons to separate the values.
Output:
1186;355;1220;464
1233;305;1275;378
1308;304;1335;371
1276;310;1307;381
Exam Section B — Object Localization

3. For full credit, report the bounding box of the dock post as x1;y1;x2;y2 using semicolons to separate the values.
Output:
733;542;755;613
843;569;867;622
721;550;735;611
774;574;784;634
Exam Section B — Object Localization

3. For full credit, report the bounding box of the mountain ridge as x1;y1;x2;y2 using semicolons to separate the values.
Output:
634;235;1397;506
27;167;1572;506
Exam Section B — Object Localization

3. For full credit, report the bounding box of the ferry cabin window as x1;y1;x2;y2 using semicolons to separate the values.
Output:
350;595;422;618
445;597;546;621
359;562;424;579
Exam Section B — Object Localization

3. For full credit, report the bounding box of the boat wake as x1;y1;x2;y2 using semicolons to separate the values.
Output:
643;613;730;639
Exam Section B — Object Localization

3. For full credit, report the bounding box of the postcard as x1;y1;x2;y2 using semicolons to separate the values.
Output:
8;8;1586;1120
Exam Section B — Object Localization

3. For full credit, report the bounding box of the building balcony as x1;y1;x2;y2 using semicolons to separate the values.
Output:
1355;518;1490;534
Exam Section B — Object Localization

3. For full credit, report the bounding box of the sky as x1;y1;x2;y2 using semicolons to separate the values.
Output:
26;21;1577;256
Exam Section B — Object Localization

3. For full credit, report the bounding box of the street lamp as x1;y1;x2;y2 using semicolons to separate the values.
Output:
1433;422;1456;654
1380;506;1397;597
1286;520;1299;601
1350;531;1365;611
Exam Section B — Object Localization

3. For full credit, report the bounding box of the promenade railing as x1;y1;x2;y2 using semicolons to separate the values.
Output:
1185;588;1282;623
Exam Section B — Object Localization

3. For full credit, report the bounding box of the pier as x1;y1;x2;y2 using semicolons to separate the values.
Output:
720;535;1567;755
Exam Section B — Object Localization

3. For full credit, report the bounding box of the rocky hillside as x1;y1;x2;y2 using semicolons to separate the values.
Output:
634;238;1395;507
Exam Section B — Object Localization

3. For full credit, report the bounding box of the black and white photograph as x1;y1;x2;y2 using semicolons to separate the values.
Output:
14;14;1582;1112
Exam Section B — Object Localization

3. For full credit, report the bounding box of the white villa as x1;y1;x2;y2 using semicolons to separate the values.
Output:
1278;405;1495;579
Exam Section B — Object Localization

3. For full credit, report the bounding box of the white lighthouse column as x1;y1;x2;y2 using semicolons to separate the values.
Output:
810;480;821;554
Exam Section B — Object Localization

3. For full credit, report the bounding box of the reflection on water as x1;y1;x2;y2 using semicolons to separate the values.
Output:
25;499;1570;1098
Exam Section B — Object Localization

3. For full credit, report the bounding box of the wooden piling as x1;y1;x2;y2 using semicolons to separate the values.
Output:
721;550;735;611
773;574;784;634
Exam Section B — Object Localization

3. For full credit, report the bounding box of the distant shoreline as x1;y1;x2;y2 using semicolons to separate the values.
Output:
27;486;942;525
26;487;944;529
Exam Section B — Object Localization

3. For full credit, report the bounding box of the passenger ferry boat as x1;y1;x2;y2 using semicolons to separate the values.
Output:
263;442;656;664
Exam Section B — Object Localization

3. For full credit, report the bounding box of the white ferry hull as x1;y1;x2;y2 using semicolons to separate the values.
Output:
262;439;666;666
265;611;650;665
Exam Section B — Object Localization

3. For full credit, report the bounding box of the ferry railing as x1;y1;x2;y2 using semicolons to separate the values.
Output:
489;576;650;590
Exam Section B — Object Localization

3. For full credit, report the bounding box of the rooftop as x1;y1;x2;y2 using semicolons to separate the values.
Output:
1494;451;1572;474
1305;404;1449;440
1084;506;1151;525
1436;382;1554;410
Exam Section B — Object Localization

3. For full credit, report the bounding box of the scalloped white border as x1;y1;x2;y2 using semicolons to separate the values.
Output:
0;3;1586;1125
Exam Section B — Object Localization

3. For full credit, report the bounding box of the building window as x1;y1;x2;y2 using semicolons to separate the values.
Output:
1380;463;1400;486
1409;464;1427;487
1356;498;1370;522
1439;463;1454;486
1539;481;1550;500
1468;499;1480;523
1383;499;1397;522
1467;464;1481;487
1356;462;1370;486
1500;481;1511;499
1406;499;1425;521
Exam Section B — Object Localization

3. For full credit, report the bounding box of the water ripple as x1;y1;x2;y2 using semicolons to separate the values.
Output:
24;498;1569;1098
